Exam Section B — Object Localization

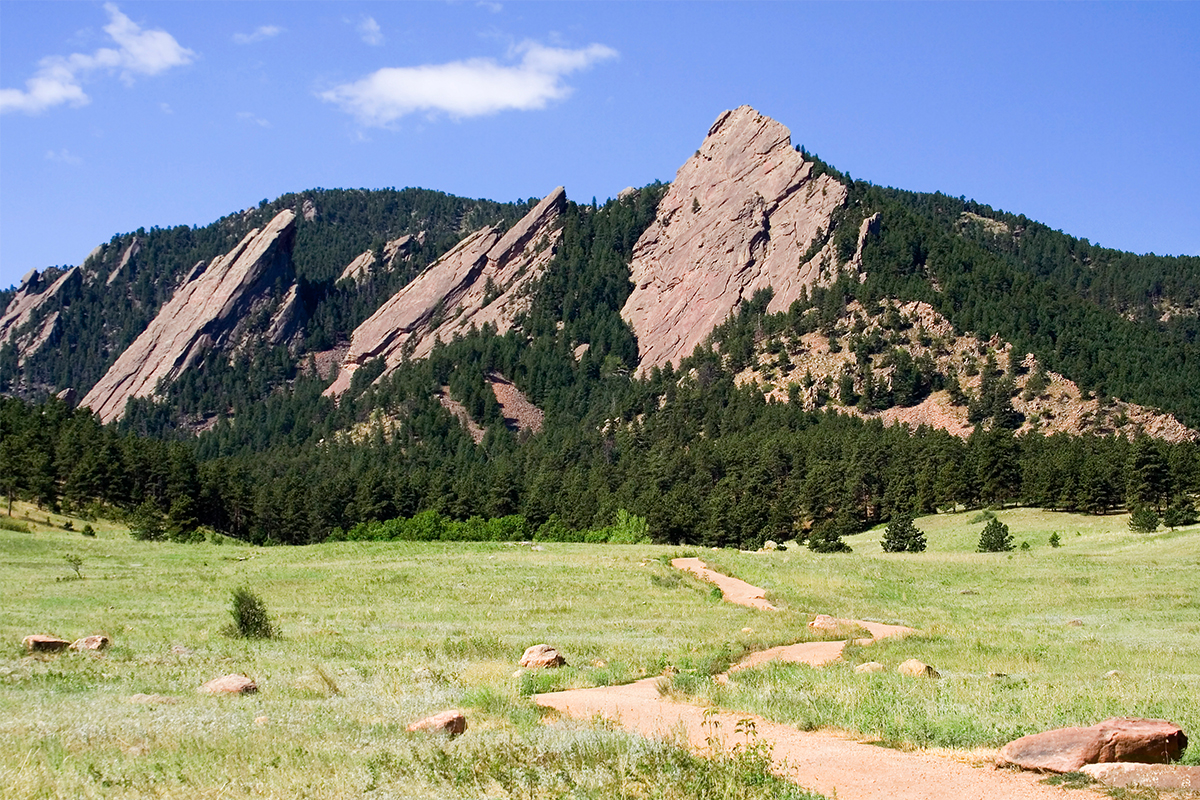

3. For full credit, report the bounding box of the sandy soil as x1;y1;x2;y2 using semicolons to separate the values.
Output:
535;559;1103;800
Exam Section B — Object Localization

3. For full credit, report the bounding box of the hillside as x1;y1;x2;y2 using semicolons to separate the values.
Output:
2;105;1199;550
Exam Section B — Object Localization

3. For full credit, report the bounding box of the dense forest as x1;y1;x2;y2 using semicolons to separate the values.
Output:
3;153;1199;549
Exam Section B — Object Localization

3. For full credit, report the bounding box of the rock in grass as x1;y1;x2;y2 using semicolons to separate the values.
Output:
407;710;467;737
70;635;110;651
22;634;71;654
198;674;258;695
520;644;566;669
855;661;886;674
897;658;940;678
997;718;1187;773
1080;763;1200;790
808;614;840;632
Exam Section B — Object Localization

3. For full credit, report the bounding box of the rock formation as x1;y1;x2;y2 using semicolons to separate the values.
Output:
198;674;258;695
0;267;81;365
325;187;566;396
406;710;467;736
621;106;849;374
82;210;298;423
22;634;71;653
338;234;418;283
519;643;567;669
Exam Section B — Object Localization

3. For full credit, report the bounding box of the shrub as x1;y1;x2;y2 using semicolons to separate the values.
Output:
977;517;1014;552
881;514;926;553
1128;506;1159;533
81;524;96;537
226;586;276;639
63;553;83;579
1049;532;1061;548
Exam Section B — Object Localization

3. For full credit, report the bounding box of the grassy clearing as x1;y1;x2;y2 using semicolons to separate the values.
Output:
0;501;818;799
688;509;1200;762
2;502;1196;798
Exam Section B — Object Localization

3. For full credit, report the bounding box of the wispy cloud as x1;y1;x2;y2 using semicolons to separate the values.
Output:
45;148;83;165
477;2;504;13
233;25;282;45
237;111;271;128
358;17;384;46
319;40;617;126
0;3;193;115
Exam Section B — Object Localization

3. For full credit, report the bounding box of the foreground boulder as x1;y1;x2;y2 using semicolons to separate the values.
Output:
407;710;467;737
808;614;841;633
70;635;110;651
22;635;71;654
897;658;940;678
997;718;1187;773
520;644;567;669
198;674;258;695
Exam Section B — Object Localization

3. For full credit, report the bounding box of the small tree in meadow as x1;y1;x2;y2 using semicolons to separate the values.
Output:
1128;506;1159;533
977;517;1014;552
226;586;276;639
881;514;926;553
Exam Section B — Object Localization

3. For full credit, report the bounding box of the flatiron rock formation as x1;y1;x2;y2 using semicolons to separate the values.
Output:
0;267;81;364
621;105;848;374
82;210;298;423
326;187;565;396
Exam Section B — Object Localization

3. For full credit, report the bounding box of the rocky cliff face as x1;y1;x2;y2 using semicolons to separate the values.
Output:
325;187;566;396
81;209;298;422
0;267;81;365
621;106;848;374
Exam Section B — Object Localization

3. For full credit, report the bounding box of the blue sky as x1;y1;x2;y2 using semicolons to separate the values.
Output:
2;2;1197;289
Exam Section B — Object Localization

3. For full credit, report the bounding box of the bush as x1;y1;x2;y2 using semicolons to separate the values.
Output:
1128;506;1159;533
881;514;926;553
81;524;96;537
1162;498;1198;530
226;586;277;639
1049;532;1061;548
977;517;1014;552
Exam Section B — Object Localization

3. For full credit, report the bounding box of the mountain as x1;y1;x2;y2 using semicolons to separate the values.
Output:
3;105;1198;549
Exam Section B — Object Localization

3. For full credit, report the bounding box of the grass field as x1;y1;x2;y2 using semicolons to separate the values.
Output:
1;501;1196;798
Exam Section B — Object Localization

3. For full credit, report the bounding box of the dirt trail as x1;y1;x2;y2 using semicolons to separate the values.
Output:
535;559;1100;800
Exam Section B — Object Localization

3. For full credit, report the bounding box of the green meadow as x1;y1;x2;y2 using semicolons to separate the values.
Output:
1;502;1196;798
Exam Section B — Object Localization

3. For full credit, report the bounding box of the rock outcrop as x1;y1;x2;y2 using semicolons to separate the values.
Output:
69;635;110;651
22;634;71;654
519;643;567;669
621;106;849;374
338;234;418;283
325;188;566;396
997;718;1188;773
0;267;81;364
407;710;467;736
198;674;258;695
82;210;298;423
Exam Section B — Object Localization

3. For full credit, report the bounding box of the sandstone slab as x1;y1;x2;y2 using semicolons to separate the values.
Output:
23;634;71;653
997;718;1187;773
897;658;940;678
520;644;567;669
198;674;258;695
407;710;467;737
70;635;110;651
621;106;849;374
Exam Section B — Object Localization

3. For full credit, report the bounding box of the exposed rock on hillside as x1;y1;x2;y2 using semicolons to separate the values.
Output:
621;106;848;374
338;233;419;283
0;268;81;365
325;187;566;396
82;210;298;423
732;299;1198;443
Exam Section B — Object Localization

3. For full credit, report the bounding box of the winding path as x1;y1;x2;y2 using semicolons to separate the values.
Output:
535;559;1100;800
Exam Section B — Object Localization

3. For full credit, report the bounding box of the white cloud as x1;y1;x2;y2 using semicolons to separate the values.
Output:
237;111;271;128
0;4;193;115
45;148;83;165
160;102;173;114
319;40;617;126
477;2;504;13
234;25;283;45
358;17;384;46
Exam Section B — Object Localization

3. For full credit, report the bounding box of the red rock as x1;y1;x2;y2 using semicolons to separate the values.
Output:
22;634;71;653
198;674;258;695
997;718;1187;773
808;614;841;632
82;210;298;422
897;659;940;678
326;187;566;397
620;106;849;375
520;644;567;669
407;710;467;737
69;635;110;651
0;268;81;365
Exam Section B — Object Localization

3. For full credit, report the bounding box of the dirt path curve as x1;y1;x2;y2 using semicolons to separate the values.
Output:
535;559;1100;800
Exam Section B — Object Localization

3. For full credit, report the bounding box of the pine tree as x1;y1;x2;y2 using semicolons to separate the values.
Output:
977;517;1014;552
881;514;926;552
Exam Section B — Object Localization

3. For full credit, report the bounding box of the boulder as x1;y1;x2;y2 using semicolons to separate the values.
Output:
855;661;886;674
520;644;567;669
808;614;841;633
897;659;940;678
997;718;1187;773
22;634;71;654
70;635;110;651
198;674;258;695
1080;763;1200;790
407;710;467;737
